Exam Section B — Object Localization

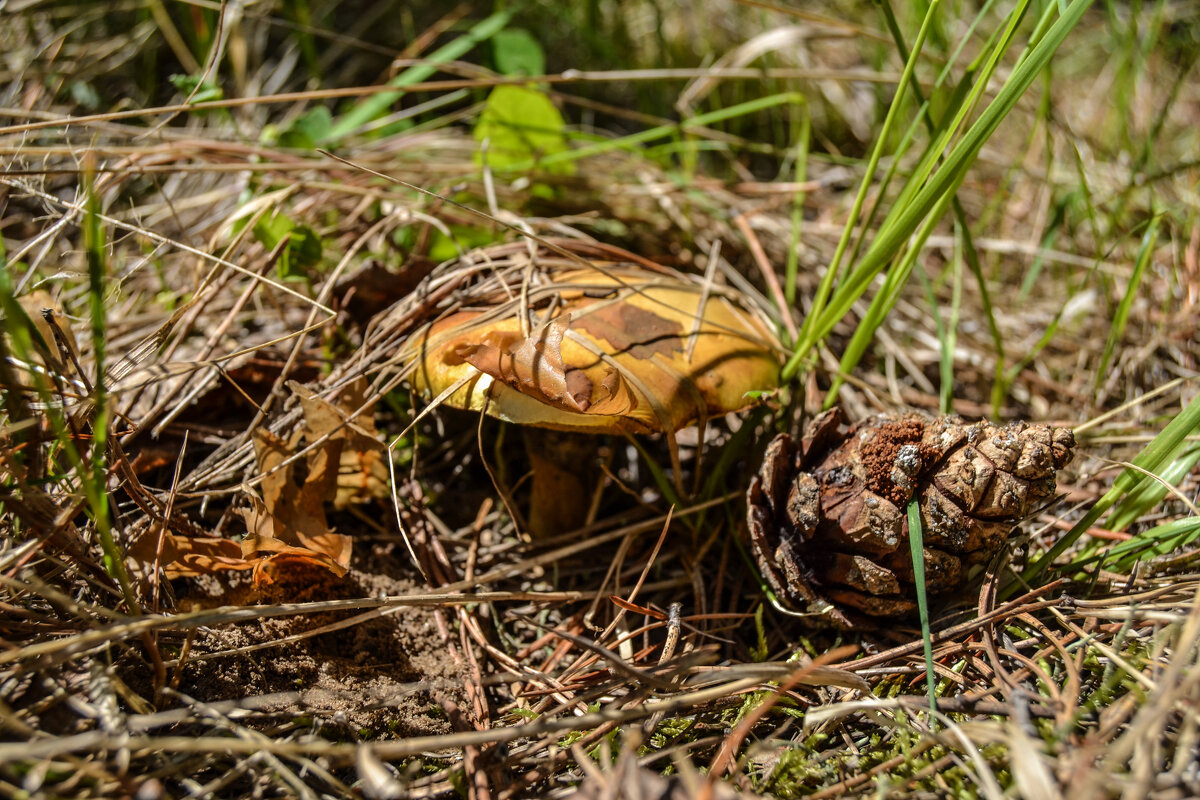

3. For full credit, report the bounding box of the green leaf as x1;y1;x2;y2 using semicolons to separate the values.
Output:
276;106;334;150
253;213;323;280
427;225;504;263
493;28;545;77
474;85;573;173
69;81;101;110
168;73;224;103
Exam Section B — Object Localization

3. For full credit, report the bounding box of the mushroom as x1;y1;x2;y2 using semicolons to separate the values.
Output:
408;257;782;536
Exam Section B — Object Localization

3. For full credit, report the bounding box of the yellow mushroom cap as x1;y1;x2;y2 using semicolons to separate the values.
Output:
409;264;782;434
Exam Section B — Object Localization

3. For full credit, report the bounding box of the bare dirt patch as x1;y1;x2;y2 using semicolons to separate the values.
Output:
149;545;467;739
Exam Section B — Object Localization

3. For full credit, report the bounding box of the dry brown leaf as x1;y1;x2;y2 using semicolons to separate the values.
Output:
453;317;594;412
291;378;389;509
143;380;388;583
237;425;351;578
244;428;340;540
130;532;252;579
581;364;639;417
237;379;392;577
239;521;352;585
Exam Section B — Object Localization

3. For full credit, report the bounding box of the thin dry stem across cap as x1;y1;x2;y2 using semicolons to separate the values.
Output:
408;263;783;434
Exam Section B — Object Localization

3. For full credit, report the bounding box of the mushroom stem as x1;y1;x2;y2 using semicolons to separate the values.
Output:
522;428;600;537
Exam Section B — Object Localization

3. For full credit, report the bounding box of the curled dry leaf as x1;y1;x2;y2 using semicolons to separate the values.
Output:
449;316;599;414
748;409;1076;629
141;378;386;584
291;378;389;509
238;425;352;581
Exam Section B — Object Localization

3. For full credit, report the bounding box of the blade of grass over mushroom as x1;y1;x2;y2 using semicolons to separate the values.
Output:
1095;214;1160;391
318;149;704;295
321;6;516;143
1018;391;1200;590
783;0;1095;383
628;436;681;510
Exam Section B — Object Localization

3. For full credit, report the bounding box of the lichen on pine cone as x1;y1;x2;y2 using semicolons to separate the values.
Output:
747;409;1075;629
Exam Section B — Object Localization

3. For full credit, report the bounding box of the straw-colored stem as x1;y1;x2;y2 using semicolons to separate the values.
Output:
523;428;599;537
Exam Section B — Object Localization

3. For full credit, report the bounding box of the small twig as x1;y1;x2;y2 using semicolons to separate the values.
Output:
508;612;679;691
733;212;798;341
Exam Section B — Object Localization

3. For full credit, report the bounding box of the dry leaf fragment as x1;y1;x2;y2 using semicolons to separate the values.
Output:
131;534;251;578
452;316;595;413
290;378;388;509
236;423;351;581
145;381;379;583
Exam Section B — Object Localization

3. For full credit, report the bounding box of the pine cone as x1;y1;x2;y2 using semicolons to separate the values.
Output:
747;409;1075;629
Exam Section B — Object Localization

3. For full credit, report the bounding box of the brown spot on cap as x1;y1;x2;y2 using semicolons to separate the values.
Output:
572;302;684;359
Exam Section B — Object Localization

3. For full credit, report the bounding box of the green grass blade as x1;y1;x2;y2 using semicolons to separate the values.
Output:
1104;517;1200;573
83;183;140;613
532;93;806;172
824;179;958;407
1104;441;1200;533
785;0;1094;382
790;1;942;373
1095;214;1160;390
323;7;516;144
879;0;1004;417
1016;203;1065;300
1001;303;1066;384
0;271;45;450
1018;391;1200;588
907;499;937;723
784;106;810;309
938;226;964;414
